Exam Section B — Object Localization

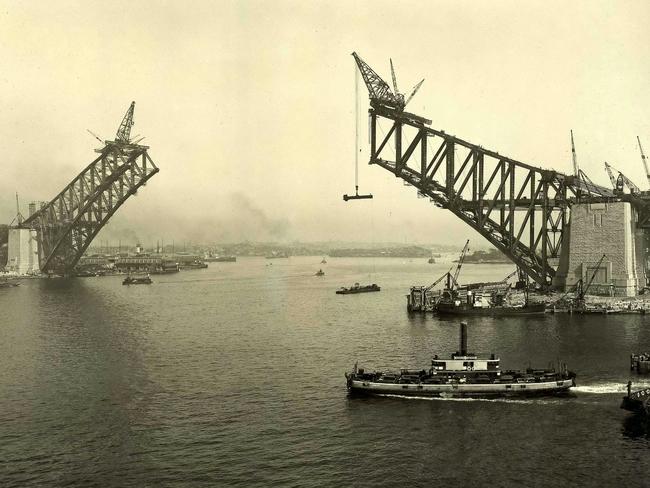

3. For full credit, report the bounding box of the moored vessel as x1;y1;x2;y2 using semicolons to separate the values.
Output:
336;283;380;294
122;275;152;285
631;353;650;374
345;322;576;398
621;381;650;415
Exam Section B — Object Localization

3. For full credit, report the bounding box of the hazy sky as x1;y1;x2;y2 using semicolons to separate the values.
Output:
1;0;649;247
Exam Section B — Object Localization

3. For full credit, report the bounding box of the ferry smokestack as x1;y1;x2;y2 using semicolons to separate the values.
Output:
460;321;468;356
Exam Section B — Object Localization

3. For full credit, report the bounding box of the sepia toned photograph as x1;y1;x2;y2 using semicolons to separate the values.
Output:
1;1;650;486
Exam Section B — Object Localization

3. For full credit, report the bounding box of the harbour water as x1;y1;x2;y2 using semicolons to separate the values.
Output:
2;257;650;487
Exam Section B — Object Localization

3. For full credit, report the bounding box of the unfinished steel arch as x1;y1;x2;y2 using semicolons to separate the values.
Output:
352;52;617;287
20;102;159;276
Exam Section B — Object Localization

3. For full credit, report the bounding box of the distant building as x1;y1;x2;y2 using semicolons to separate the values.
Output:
115;255;162;273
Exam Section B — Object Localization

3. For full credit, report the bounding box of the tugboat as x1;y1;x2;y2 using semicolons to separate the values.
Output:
336;283;380;294
122;274;153;285
631;353;650;374
345;322;576;398
315;269;325;276
621;381;650;415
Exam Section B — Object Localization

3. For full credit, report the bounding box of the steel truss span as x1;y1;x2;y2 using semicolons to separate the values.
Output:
353;52;614;287
21;104;159;276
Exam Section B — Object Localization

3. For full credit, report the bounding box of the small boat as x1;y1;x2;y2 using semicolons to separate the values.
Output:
345;322;576;398
621;381;650;415
336;283;380;294
631;353;650;374
428;257;436;264
321;258;327;264
315;269;325;276
122;275;152;285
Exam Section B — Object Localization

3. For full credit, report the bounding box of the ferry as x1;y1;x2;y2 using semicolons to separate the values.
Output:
336;283;380;294
122;275;152;285
345;322;576;398
621;381;650;415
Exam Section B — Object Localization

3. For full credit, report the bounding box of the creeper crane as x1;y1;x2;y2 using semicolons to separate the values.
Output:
116;101;136;143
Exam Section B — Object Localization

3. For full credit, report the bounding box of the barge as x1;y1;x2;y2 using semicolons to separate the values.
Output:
345;322;576;398
336;283;380;294
123;275;152;285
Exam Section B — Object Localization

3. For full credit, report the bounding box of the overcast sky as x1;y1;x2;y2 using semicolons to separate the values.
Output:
1;0;649;247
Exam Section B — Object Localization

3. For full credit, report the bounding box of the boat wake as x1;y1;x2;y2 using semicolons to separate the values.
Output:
377;394;558;405
573;380;650;395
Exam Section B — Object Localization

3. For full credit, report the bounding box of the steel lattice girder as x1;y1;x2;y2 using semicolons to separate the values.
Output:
21;143;159;275
368;106;613;286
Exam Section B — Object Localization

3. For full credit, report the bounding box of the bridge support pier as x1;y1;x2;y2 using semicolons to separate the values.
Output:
6;227;39;275
557;202;646;296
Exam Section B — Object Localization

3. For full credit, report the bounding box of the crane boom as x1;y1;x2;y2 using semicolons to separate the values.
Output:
604;162;617;188
639;136;650;189
352;52;401;110
116;101;135;143
351;52;424;112
571;130;580;177
605;161;640;194
450;240;470;289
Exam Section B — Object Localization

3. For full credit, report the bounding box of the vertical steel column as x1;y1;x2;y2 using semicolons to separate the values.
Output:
529;172;536;250
370;113;377;162
541;181;549;281
477;153;484;224
446;140;455;198
509;162;515;245
395;121;402;174
420;130;427;184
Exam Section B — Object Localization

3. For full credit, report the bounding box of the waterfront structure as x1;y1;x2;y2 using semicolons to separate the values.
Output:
6;228;38;274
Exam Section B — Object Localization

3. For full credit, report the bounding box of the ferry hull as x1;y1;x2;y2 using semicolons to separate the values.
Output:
347;378;575;398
